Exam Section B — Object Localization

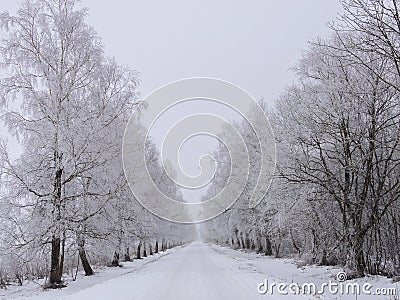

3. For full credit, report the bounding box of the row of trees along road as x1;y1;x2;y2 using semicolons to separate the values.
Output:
0;0;195;288
201;0;400;280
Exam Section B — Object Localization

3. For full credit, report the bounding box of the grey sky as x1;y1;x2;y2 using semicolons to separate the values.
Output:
76;0;342;202
1;0;342;202
78;0;341;103
2;1;342;102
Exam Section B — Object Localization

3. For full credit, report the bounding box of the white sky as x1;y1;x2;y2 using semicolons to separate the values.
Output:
1;0;342;202
78;0;342;103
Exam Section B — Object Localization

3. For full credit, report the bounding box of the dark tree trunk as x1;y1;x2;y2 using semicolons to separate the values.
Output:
49;236;62;285
49;168;64;287
290;229;301;255
78;240;94;275
319;249;328;266
245;235;251;249
124;247;131;262
111;251;120;267
155;241;159;253
265;237;273;256
257;239;263;254
343;211;366;278
274;242;281;258
150;244;153;255
251;240;256;250
136;243;142;259
346;233;366;278
143;243;147;257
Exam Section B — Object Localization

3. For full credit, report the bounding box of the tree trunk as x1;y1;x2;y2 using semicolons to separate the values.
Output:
290;229;301;255
143;242;147;257
136;243;142;259
77;235;94;275
245;235;251;249
345;234;365;278
319;249;328;266
155;241;159;253
59;235;65;277
111;251;120;267
124;247;131;261
265;237;273;256
49;236;62;285
274;243;281;258
49;168;63;287
251;240;256;250
257;238;263;254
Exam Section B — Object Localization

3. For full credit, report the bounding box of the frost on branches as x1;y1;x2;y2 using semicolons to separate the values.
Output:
0;0;195;289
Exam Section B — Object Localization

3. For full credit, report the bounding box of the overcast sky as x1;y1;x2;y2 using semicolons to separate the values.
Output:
78;0;342;103
2;0;342;102
77;0;342;201
1;0;342;201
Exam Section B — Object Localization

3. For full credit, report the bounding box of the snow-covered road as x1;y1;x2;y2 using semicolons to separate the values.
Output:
60;241;290;300
7;241;397;300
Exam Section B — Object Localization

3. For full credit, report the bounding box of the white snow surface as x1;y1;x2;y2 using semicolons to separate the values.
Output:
2;242;398;300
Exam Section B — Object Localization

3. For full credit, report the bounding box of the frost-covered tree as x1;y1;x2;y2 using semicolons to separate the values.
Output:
266;8;400;277
201;0;400;280
0;0;138;287
276;31;400;277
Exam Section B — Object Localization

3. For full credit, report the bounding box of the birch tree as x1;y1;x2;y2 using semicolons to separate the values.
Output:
0;0;138;287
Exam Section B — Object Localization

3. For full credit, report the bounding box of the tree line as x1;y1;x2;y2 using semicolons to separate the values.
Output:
0;0;194;289
202;0;400;280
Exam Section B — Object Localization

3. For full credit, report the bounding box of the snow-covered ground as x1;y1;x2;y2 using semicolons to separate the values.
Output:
0;247;181;300
1;242;398;300
211;244;399;300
